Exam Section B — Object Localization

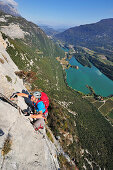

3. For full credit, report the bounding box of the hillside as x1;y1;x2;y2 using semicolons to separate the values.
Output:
0;12;113;169
0;11;65;94
55;18;113;50
55;19;113;81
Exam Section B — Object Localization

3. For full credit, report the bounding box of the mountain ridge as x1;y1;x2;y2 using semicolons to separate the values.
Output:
0;1;20;17
55;18;113;49
39;24;69;36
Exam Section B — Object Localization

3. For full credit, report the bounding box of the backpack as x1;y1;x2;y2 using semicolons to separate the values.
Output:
36;92;49;116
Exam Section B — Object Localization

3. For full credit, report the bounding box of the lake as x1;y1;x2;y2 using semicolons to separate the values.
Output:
66;57;113;97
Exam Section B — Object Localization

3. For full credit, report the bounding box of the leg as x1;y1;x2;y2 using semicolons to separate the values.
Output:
33;118;45;130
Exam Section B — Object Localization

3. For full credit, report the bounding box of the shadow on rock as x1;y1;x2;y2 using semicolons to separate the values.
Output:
0;129;4;136
22;89;34;114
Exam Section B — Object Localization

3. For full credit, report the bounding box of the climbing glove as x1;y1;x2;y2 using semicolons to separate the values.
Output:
10;92;18;99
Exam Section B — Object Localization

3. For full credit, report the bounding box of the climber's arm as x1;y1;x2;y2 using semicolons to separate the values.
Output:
30;111;43;119
10;92;29;100
17;93;29;98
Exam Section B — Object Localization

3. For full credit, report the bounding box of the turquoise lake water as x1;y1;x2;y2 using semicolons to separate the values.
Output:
66;57;113;97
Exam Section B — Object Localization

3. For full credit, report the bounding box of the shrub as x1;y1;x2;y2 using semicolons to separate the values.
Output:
15;70;37;83
5;75;12;83
1;134;12;157
0;58;4;64
46;128;54;143
2;54;8;63
1;32;7;40
58;153;75;170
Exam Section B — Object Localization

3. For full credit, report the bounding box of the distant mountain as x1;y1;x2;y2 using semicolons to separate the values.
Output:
39;24;70;36
0;1;20;16
55;18;113;49
55;27;68;33
39;25;59;36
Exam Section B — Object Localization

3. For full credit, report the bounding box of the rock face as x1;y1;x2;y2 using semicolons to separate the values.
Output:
0;100;59;170
0;1;20;17
0;32;24;96
1;24;26;39
0;32;59;170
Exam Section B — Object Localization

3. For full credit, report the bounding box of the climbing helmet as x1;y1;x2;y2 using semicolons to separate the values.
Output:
33;91;41;99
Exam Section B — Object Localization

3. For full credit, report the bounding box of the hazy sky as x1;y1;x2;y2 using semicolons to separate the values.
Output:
2;0;113;27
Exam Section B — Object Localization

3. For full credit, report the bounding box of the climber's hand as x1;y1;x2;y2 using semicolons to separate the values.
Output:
10;93;18;100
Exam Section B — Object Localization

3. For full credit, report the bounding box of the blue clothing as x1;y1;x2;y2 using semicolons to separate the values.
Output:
28;95;32;99
34;101;46;113
28;95;46;113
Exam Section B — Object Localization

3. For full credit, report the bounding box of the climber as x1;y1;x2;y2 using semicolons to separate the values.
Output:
10;91;49;130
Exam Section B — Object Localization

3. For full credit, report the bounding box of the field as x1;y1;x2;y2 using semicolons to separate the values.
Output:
108;110;113;119
99;99;113;116
93;101;104;109
85;96;96;103
84;96;113;123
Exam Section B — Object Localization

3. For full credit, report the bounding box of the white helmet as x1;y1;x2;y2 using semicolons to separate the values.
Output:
33;91;41;99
